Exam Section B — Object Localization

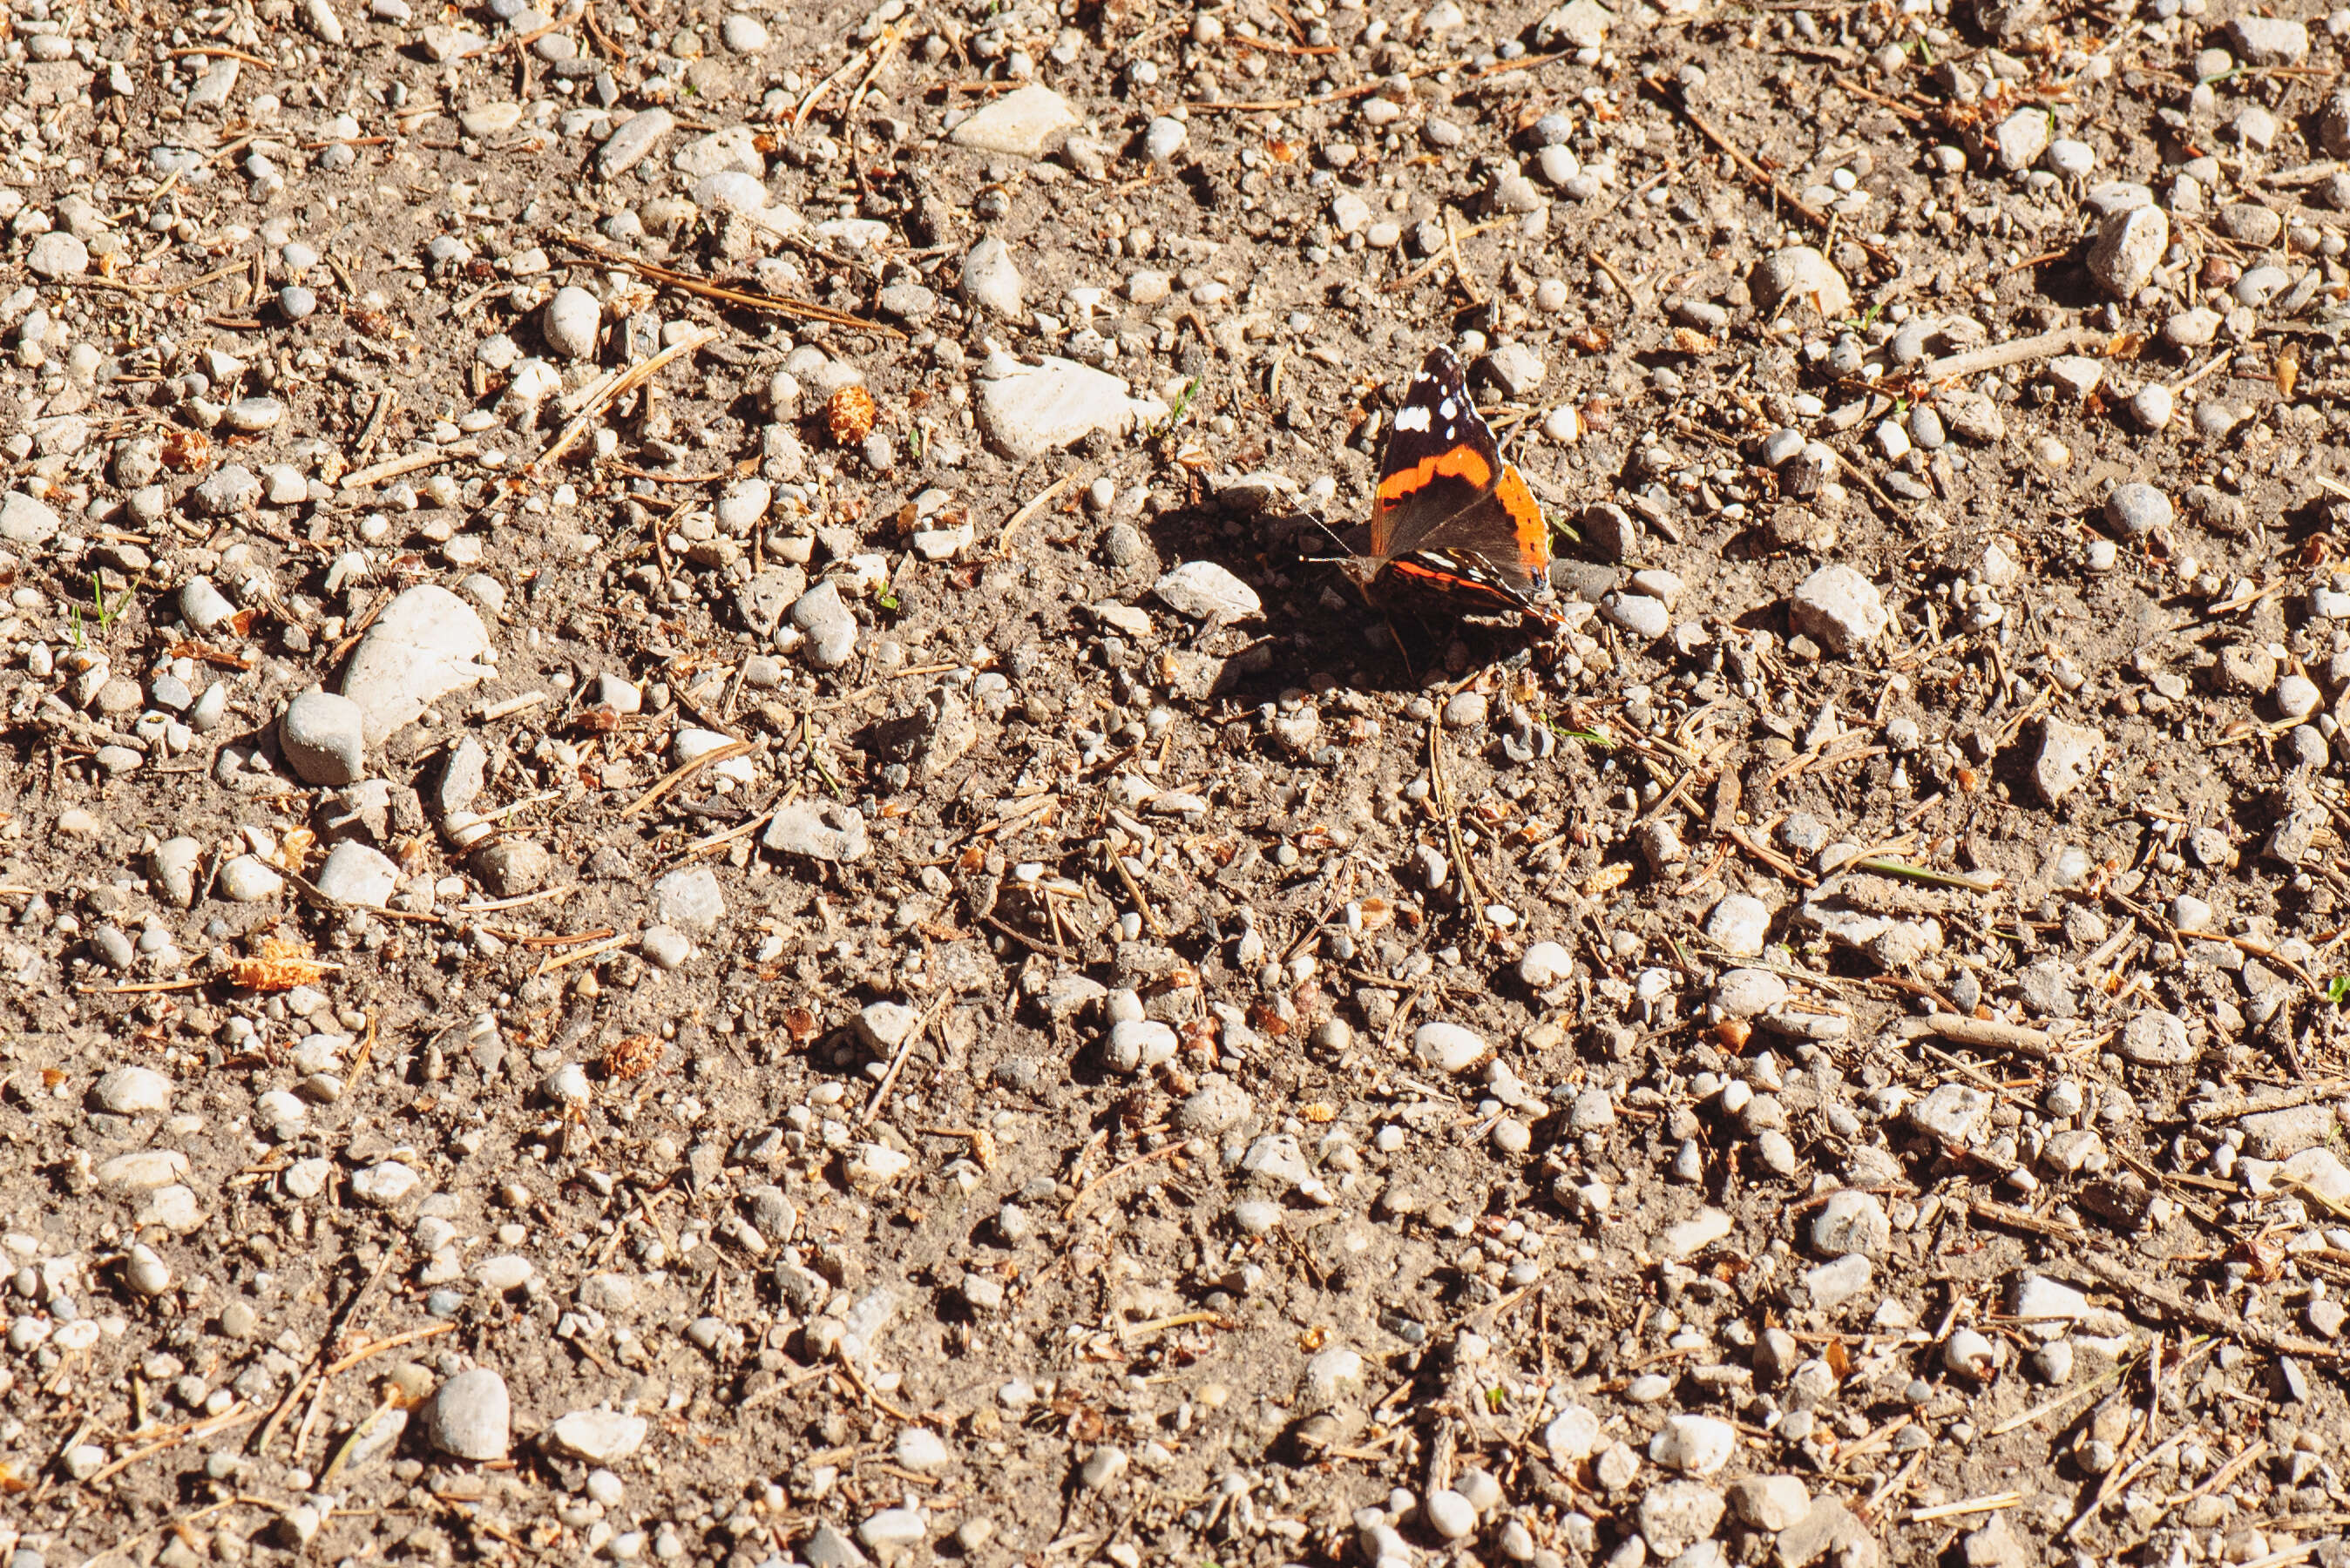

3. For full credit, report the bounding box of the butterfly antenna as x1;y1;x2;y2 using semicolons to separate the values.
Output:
1286;498;1351;552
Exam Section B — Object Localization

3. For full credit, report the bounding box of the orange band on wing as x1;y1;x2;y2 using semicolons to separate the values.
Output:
1376;445;1494;510
1495;463;1550;575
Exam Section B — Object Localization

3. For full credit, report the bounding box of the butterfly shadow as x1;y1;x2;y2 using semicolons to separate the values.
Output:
1267;502;1558;688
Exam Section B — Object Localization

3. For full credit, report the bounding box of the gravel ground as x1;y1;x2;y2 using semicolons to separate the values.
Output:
13;0;2350;1564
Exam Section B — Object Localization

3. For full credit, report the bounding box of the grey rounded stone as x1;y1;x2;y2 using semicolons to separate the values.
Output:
315;841;399;908
1810;1188;1890;1258
2194;401;2245;441
279;691;367;785
543;287;602;360
2103;483;2171;538
26;232;88;280
427;1368;511;1460
1600;591;1669;639
1175;1076;1254;1133
94;1066;172;1116
789;582;859;670
225;397;284;433
1519;940;1574;987
1143;116;1187;161
2089;205;2168;297
1705;893;1772;956
876;283;938;324
1751;247;1852;316
543;1062;592;1106
218;855;285;902
472;839;553;897
640;925;693;969
960;235;1025;319
1155;561;1261;621
340;585;493;744
653;865;726;932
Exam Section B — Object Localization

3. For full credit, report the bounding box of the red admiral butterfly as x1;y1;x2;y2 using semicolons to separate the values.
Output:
1336;346;1561;632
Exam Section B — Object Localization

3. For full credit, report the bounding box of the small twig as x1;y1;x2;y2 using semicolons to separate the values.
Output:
2190;1081;2350;1121
80;1404;256;1488
1726;825;1818;888
857;992;951;1129
619;739;755;818
527;326;719;480
344;1011;379;1091
1429;719;1490;937
1859;1452;1927;1524
1586;248;1636;303
829;1353;918;1423
1642;75;1890;263
980;912;1065;960
1918;324;2101;383
1118;1311;1235;1341
1894;1011;2059;1060
340;443;477;491
44;256;252;301
478;691;552;723
839;25;905;129
2176;926;2324;996
1849;857;2002;893
1067;1141;1189;1214
996;469;1086;559
170;44;275;66
1445;209;1483;307
2170;349;2238;395
354;389;397;461
2080;1255;2345;1360
1909;1493;2023;1524
253;1244;402;1457
1105;845;1168;939
612;463;730;484
795;26;897;131
325;1321;457;1377
1967;1196;2082;1240
555;232;904;337
1382;214;1510;295
534;933;631;976
2143;1439;2270;1534
1985;1354;2135;1436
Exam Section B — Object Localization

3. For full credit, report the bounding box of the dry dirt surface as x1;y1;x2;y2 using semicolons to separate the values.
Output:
18;0;2350;1563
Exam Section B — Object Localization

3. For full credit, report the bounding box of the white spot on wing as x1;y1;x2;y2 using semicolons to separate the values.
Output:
1393;405;1432;432
1439;397;1458;420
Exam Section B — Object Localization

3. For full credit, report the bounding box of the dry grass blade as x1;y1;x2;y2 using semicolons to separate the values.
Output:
996;470;1087;559
525;326;719;479
78;1404;257;1488
555;232;905;337
339;443;479;491
620;738;755;818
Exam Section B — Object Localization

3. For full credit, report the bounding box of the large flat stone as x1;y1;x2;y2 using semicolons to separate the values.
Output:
341;585;494;744
948;84;1079;158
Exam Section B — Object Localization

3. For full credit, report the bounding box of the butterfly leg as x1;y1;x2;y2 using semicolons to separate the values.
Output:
1381;612;1419;684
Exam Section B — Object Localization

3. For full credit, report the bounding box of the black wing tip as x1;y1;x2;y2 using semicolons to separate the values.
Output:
1421;344;1465;376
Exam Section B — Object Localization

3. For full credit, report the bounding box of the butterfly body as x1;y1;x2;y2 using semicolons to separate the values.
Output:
1338;347;1561;631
